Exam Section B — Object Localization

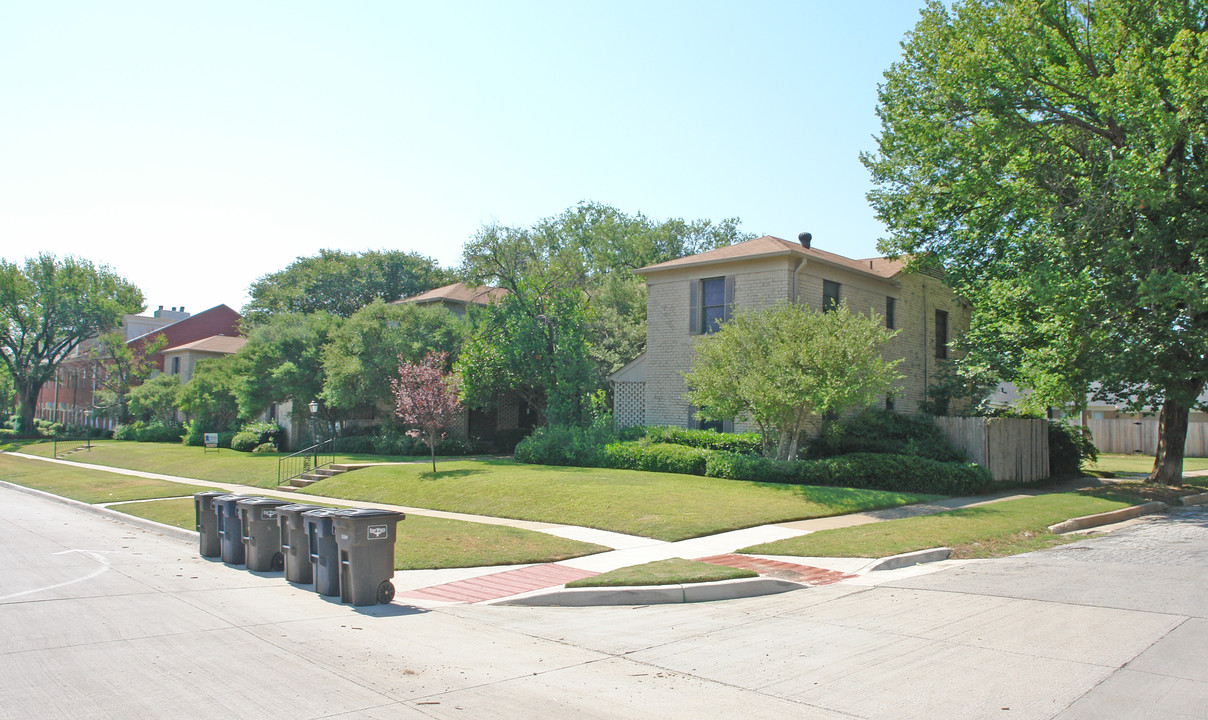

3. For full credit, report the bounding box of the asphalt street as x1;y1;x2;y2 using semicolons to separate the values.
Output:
1;483;1205;719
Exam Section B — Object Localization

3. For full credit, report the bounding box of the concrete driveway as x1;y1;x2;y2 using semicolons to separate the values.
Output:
1;483;1205;719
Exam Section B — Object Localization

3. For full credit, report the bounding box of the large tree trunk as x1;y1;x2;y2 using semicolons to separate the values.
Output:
1149;395;1190;487
14;379;44;437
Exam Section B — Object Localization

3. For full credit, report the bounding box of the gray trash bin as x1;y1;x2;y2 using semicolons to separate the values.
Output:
303;509;341;597
237;497;290;572
213;494;249;565
194;491;228;558
330;508;405;606
277;504;325;584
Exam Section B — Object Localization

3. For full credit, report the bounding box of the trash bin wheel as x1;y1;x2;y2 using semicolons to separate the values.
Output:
377;580;395;605
271;552;285;572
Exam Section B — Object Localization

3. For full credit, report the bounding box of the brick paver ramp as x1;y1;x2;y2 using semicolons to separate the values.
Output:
401;563;599;604
696;554;856;586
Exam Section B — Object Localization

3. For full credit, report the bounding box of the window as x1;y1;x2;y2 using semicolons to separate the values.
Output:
690;406;732;433
823;280;841;312
935;310;949;359
171;357;180;375
690;276;733;335
885;296;896;329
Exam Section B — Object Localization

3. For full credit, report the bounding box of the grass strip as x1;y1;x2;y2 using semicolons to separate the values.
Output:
13;440;426;489
565;558;757;588
739;492;1136;560
110;497;607;569
0;454;209;503
1087;453;1208;476
296;458;936;542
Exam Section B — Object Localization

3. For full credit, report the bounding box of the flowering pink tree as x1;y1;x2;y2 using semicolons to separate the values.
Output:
391;351;463;473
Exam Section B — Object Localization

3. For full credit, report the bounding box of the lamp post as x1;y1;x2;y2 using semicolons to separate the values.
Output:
308;400;319;468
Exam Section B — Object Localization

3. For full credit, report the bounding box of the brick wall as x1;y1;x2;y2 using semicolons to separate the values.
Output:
639;254;969;432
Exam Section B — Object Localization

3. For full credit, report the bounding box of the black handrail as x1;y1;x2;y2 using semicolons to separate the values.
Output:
278;438;335;486
53;436;91;458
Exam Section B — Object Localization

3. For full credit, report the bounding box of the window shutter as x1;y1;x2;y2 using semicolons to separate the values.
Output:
723;275;735;322
688;280;700;335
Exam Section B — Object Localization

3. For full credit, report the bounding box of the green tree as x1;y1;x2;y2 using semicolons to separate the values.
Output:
128;373;181;425
233;312;342;425
91;332;167;424
456;283;597;426
862;0;1208;485
0;254;143;435
177;356;241;432
242;249;451;325
684;303;902;461
321;299;467;417
457;202;750;423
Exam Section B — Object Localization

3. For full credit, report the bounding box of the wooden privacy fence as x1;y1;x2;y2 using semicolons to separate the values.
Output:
1085;419;1208;457
934;417;1050;483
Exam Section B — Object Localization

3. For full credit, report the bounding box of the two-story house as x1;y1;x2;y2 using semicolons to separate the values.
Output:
612;233;970;431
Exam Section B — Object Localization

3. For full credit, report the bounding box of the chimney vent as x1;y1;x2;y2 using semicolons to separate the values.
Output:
798;232;812;248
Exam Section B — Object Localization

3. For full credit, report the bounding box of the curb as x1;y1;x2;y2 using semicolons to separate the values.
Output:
1048;501;1169;534
0;480;199;545
861;547;952;572
494;577;804;607
1179;492;1208;507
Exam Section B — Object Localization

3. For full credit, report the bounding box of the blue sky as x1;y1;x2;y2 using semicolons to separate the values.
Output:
0;1;929;313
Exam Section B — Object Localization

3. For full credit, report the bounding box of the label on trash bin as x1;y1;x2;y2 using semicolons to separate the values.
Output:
262;508;277;520
367;525;388;540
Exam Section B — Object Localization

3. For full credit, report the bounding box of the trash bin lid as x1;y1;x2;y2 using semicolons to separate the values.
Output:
278;503;327;515
214;494;248;504
194;490;228;499
329;508;405;521
237;497;292;508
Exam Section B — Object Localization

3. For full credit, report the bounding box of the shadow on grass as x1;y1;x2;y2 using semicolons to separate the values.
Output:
413;468;489;481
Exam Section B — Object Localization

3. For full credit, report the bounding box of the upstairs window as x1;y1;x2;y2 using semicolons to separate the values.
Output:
886;296;896;329
689;276;734;335
935;310;949;359
823;280;841;312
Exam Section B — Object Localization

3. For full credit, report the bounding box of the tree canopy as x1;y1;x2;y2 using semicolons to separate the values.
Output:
321;299;467;417
0;254;143;434
684;303;902;461
862;0;1208;484
457;202;750;423
233;311;342;423
242;249;452;325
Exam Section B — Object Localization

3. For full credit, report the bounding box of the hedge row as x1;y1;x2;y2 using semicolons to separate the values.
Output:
518;431;991;495
618;425;763;454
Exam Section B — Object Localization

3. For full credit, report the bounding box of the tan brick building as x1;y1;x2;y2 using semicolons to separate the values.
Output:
612;234;970;431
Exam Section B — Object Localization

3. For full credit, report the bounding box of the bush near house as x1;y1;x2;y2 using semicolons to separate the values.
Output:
516;420;991;495
619;425;763;454
230;421;284;453
182;421;235;448
113;421;185;443
806;409;966;462
1048;421;1098;477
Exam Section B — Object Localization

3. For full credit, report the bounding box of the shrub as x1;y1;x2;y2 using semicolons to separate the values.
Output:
1049;421;1098;477
332;435;376;454
230;431;260;453
435;437;476;456
114;421;184;443
252;442;278;454
704;452;799;483
182;420;235;447
514;424;613;466
371;428;420;456
620;425;764;454
599;441;710;475
807;409;965;462
793;453;992;495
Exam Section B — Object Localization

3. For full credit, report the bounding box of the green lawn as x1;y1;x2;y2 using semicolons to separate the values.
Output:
297;458;936;542
0;454;210;503
566;558;757;588
1088;453;1208;476
111;497;608;570
13;440;426;489
740;492;1136;559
